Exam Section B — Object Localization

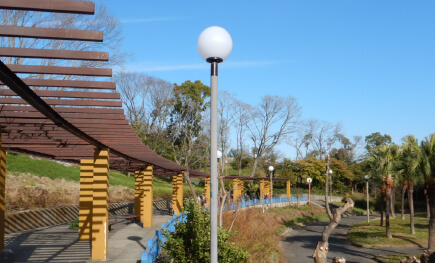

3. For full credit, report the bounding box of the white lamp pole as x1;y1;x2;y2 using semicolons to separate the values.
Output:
307;177;312;205
198;26;232;263
268;166;274;206
365;174;370;223
329;169;333;203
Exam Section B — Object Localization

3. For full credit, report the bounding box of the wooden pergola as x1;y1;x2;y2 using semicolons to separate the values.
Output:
0;0;208;260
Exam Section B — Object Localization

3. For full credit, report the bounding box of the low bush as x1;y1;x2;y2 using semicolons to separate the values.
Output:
163;200;249;262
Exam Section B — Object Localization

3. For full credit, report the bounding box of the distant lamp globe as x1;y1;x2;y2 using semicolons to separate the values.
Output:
268;166;274;172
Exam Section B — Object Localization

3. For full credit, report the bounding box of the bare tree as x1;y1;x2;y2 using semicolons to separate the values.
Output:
114;72;173;139
218;91;237;176
287;121;312;161
306;119;341;159
232;100;251;175
1;4;125;80
247;95;301;177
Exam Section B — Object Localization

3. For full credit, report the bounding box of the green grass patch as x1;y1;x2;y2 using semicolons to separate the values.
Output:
374;254;417;263
284;213;330;228
348;213;428;248
6;153;204;197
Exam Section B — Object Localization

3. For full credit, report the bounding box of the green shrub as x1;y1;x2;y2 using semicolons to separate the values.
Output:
69;217;79;230
162;200;249;263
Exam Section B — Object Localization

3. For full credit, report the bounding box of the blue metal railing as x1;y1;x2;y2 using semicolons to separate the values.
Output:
140;195;306;263
141;213;186;263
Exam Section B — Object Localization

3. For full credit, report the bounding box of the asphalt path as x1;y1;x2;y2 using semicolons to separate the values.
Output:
281;215;425;263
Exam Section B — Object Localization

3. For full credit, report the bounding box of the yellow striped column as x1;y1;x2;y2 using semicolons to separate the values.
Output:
142;166;153;228
91;148;110;261
240;180;244;196
260;180;265;199
233;179;239;202
0;137;5;252
286;180;291;198
205;178;211;207
79;159;93;241
135;170;143;222
172;173;183;215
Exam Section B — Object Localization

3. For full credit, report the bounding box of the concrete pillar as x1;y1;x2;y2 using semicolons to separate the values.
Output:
286;180;291;198
142;166;153;228
79;159;93;241
91;148;110;261
172;173;183;215
134;170;143;222
205;178;211;207
0;137;5;252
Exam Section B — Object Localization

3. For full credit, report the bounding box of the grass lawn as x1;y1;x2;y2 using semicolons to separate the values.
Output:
6;153;205;198
348;213;429;248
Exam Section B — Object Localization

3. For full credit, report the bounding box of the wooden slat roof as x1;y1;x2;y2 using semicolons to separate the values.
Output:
0;0;210;178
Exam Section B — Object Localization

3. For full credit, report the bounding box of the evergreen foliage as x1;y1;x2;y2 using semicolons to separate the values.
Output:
162;200;249;263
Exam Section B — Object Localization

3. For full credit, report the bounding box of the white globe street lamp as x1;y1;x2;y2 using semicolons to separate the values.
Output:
307;177;312;205
365;175;370;223
268;166;274;206
198;26;232;263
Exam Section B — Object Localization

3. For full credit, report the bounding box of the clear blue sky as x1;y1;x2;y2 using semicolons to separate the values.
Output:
104;0;435;158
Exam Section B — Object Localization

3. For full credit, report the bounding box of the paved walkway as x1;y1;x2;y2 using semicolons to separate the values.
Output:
281;215;425;263
5;212;172;263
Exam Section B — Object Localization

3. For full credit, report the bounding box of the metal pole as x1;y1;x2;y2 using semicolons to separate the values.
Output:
367;180;370;223
270;171;273;207
309;183;311;205
210;62;218;263
330;174;332;203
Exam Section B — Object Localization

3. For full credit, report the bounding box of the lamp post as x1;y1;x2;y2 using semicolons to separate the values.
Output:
329;169;333;203
307;177;312;205
198;26;232;263
269;166;274;206
365;174;370;223
217;150;222;176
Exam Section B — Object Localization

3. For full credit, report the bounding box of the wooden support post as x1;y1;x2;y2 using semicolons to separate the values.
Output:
142;166;153;228
287;180;291;198
79;159;93;241
0;136;5;252
172;173;183;215
91;148;109;261
240;180;244;196
233;179;239;202
205;178;211;207
134;170;143;222
260;180;265;199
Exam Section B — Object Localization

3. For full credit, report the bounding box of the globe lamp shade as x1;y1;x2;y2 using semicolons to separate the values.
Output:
198;26;233;63
268;166;274;172
217;150;223;159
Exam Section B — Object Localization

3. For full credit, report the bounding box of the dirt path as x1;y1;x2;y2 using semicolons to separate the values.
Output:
281;215;424;263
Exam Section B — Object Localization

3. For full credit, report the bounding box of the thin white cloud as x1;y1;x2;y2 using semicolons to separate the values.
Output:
120;17;185;24
115;60;286;73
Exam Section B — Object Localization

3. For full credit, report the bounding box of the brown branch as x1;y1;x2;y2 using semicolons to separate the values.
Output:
313;198;354;263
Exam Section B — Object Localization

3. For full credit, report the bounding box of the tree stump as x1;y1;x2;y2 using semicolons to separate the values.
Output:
332;257;346;263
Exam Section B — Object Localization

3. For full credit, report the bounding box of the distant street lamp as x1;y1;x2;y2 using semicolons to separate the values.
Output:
365;174;370;223
307;177;312;205
269;166;274;206
217;150;222;176
198;26;232;263
329;169;333;203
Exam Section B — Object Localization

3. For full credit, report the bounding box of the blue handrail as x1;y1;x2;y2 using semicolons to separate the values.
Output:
141;213;186;263
141;194;306;263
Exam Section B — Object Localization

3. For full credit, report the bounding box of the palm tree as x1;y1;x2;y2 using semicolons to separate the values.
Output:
368;144;400;238
421;134;435;250
397;135;421;234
